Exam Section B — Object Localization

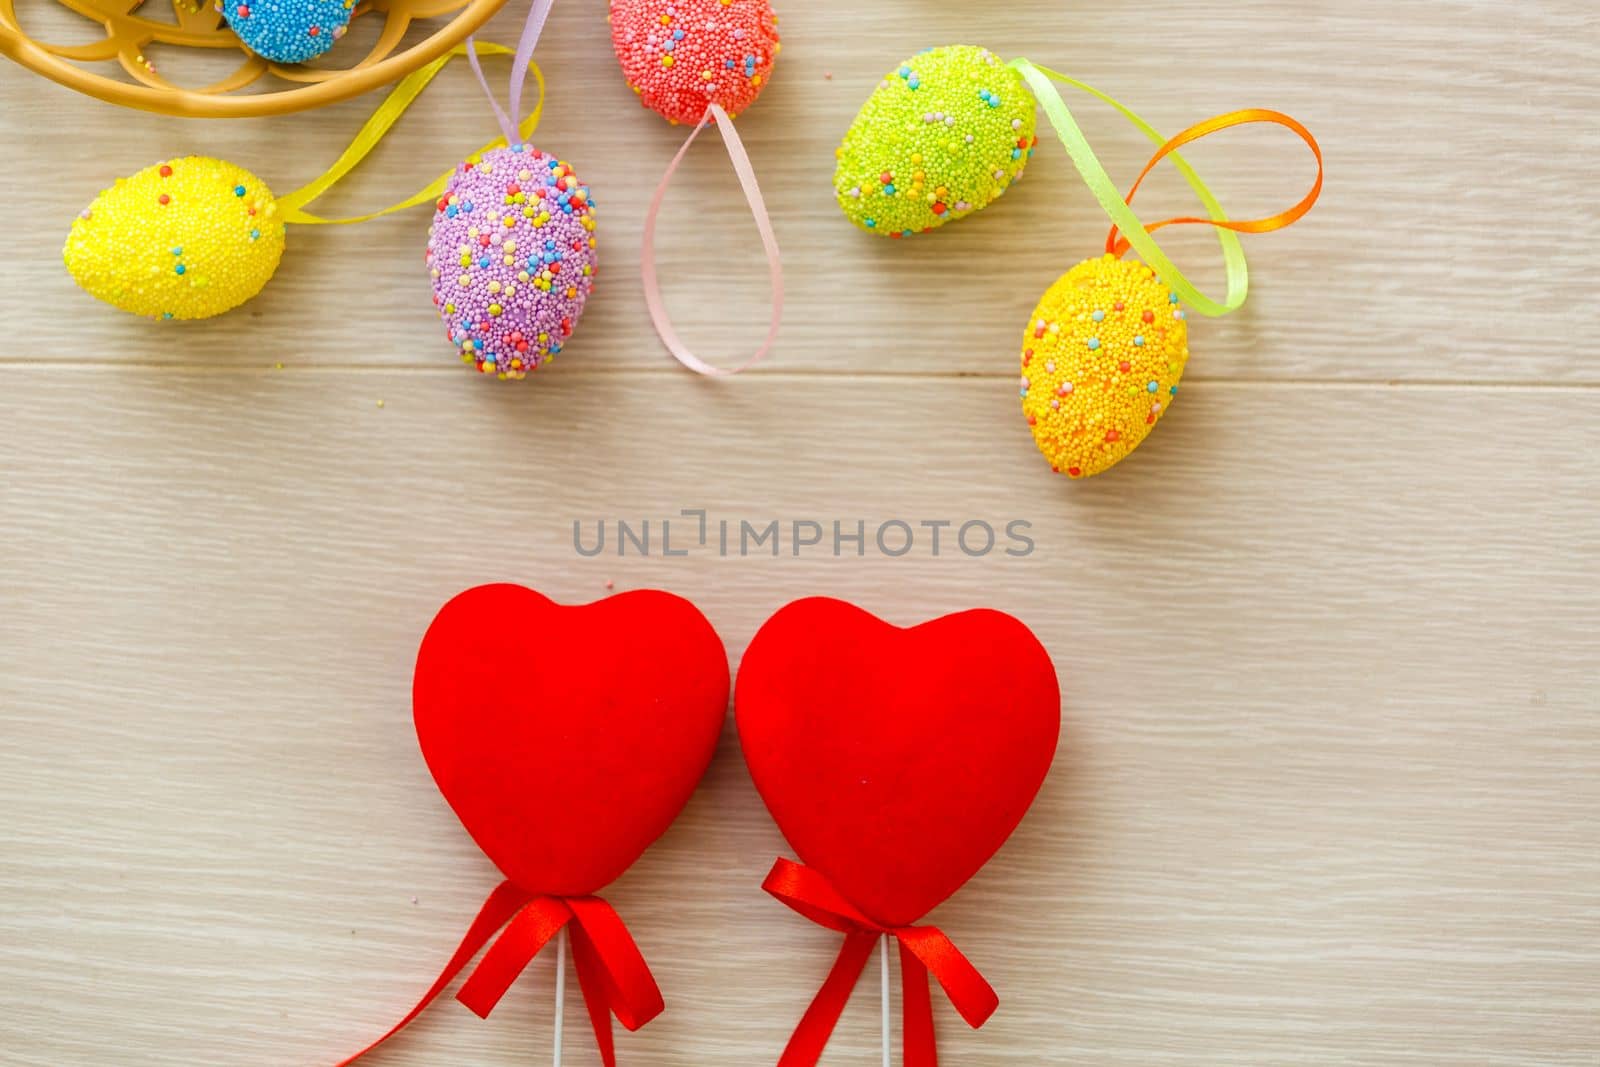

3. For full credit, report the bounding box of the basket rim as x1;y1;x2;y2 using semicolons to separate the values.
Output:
0;0;509;118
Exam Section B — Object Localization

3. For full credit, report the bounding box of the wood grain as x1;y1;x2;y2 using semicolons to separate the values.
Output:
2;0;1598;1064
1;369;1596;1065
1;0;1595;379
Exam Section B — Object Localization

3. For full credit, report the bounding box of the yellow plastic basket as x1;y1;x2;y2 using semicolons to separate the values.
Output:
0;0;508;117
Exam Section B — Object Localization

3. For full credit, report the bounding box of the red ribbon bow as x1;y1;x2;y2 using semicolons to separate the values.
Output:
763;858;1000;1067
335;880;664;1067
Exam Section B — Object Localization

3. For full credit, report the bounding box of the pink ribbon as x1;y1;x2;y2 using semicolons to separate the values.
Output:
641;104;785;376
466;0;782;375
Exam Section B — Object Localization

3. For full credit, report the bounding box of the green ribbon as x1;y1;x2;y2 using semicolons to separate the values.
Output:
1010;58;1249;317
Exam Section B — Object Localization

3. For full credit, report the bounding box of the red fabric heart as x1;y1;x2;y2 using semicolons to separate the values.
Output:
414;584;730;896
736;597;1060;927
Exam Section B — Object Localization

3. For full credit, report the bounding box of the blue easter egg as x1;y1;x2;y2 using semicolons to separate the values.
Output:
223;0;353;64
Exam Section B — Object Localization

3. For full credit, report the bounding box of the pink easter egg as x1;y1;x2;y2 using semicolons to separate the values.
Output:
425;145;598;380
609;0;781;126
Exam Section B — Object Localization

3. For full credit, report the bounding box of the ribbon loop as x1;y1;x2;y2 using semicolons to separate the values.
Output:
333;882;660;1067
455;895;573;1018
640;103;785;376
763;854;878;932
897;926;998;1029
1107;108;1324;259
464;0;557;147
567;896;666;1031
763;858;997;1067
1011;58;1322;318
276;43;546;226
1009;57;1247;317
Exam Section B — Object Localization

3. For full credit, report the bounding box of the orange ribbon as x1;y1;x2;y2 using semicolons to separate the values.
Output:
334;881;663;1067
763;858;999;1067
1107;108;1324;258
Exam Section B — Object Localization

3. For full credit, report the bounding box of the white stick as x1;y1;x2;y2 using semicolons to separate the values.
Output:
553;927;568;1067
881;934;891;1067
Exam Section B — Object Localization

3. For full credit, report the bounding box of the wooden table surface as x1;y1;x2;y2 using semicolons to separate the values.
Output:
2;2;1597;1064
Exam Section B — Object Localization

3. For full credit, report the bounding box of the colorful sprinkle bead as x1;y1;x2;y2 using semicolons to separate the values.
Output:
425;146;599;381
836;45;1037;236
609;0;781;126
1019;255;1190;478
64;156;286;320
223;0;351;64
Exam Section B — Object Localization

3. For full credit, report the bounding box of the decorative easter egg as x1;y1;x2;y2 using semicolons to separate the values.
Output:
426;145;598;380
608;0;781;125
1020;254;1190;478
222;0;353;64
835;45;1036;237
64;156;287;321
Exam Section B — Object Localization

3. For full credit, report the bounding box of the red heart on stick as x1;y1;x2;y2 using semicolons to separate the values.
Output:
414;584;730;896
736;597;1060;927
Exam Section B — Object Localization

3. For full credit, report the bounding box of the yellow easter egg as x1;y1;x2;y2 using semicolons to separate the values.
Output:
64;157;287;321
1020;255;1190;478
835;45;1037;236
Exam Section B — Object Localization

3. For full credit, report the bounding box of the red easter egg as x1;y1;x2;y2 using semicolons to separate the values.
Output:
414;584;730;896
609;0;781;125
736;598;1060;927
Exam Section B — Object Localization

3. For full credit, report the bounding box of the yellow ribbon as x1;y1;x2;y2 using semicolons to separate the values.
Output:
1010;59;1249;317
276;43;546;226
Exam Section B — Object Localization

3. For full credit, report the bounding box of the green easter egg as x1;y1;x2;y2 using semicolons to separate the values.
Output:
834;45;1037;237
